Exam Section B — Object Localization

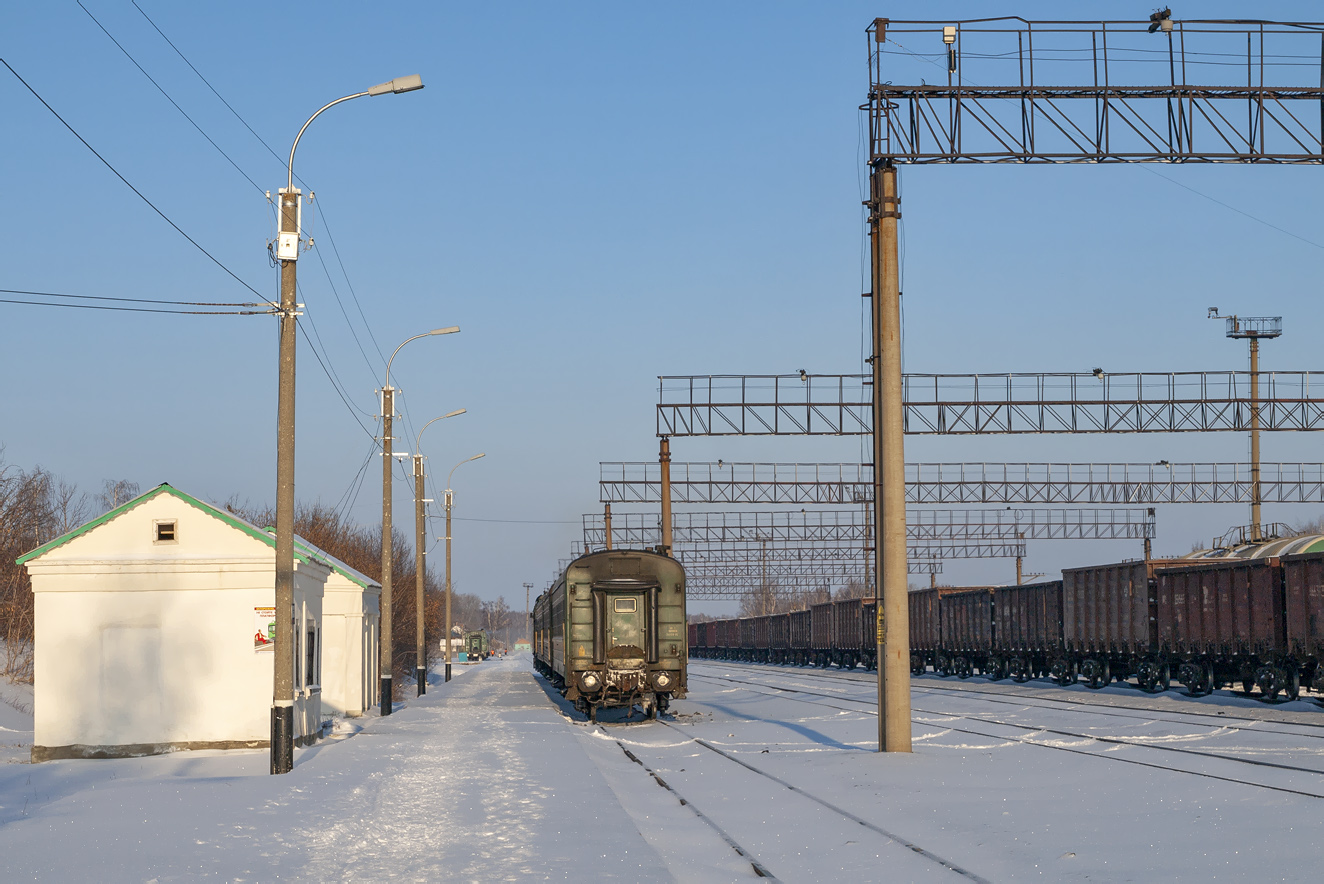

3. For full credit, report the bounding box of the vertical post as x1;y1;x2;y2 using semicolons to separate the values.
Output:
445;489;453;682
604;503;613;551
524;582;533;644
414;454;427;696
870;160;910;753
1016;532;1024;585
271;187;299;775
1143;536;1153;561
929;571;936;589
1249;337;1262;542
380;386;394;715
659;437;673;556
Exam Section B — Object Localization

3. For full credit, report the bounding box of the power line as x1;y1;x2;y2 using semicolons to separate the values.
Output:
0;288;264;308
1;58;263;299
76;1;264;196
0;296;263;316
296;322;375;441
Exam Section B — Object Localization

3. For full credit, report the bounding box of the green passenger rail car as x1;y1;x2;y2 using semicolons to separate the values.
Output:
532;549;687;721
464;631;488;662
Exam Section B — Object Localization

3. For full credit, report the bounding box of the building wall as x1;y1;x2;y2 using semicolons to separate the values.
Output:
27;493;329;759
321;575;380;717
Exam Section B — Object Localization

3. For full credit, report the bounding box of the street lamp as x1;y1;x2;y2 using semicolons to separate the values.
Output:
413;409;466;696
444;453;486;682
271;74;423;776
380;327;460;716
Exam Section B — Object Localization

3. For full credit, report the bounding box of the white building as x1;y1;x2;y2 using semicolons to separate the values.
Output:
19;484;339;761
289;536;380;717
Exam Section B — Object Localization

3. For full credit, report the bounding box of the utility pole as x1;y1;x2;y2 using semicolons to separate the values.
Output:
604;503;613;551
380;385;395;715
869;158;911;753
266;77;423;753
660;437;673;556
444;487;453;682
271;183;299;775
523;582;533;643
414;452;427;696
445;454;486;682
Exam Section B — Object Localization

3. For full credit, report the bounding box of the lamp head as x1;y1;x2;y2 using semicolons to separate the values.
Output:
430;326;460;336
368;74;424;97
445;408;466;419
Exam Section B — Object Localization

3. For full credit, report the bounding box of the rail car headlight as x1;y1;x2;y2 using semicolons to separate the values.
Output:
654;671;672;689
580;671;600;691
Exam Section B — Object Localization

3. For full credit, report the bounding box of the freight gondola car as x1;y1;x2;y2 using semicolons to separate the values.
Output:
532;549;687;720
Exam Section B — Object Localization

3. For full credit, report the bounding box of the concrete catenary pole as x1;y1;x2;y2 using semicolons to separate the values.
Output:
524;582;533;643
604;503;613;551
1250;336;1263;542
870;160;911;753
444;487;453;682
271;186;299;775
660;437;673;556
380;386;395;715
414;453;427;696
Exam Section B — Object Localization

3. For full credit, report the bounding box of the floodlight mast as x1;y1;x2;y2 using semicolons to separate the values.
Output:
1212;311;1284;543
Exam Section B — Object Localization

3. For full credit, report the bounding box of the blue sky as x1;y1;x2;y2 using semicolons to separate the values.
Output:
5;3;1324;613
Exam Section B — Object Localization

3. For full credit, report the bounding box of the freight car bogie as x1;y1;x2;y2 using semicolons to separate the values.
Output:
1079;657;1111;690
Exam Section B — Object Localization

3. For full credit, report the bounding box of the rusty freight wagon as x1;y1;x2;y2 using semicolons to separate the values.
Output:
1157;558;1290;697
938;589;996;679
831;598;878;670
992;580;1063;683
788;608;811;665
908;587;942;674
752;615;772;662
1283;551;1324;693
739;617;758;661
810;601;834;667
769;613;791;664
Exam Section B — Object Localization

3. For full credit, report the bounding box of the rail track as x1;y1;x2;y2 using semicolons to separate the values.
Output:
602;721;990;883
695;659;1324;740
688;664;1324;800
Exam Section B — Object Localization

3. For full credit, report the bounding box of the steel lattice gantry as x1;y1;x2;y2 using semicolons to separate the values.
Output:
601;461;1324;505
583;507;1154;546
656;373;1324;436
867;18;1324;165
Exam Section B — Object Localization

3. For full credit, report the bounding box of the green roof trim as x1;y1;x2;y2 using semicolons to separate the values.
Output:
260;527;379;591
16;483;328;569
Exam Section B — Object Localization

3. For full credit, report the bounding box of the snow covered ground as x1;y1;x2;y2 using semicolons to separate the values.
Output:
2;656;1322;881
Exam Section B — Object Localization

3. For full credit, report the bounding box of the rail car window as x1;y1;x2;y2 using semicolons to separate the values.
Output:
613;597;637;613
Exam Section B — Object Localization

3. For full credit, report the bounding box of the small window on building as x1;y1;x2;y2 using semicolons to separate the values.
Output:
613;597;637;613
154;520;177;543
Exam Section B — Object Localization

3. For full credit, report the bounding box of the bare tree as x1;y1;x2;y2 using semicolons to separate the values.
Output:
95;479;140;514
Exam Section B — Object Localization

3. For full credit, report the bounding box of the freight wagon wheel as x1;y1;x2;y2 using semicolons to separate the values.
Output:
1285;667;1301;702
955;657;973;679
985;657;1005;681
1009;657;1029;683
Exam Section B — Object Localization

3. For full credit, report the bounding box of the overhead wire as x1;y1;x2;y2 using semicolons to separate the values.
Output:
0;288;266;307
0;297;263;316
76;1;265;196
1;58;264;299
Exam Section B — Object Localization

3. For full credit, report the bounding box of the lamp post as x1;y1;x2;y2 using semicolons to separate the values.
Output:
380;328;459;716
444;453;486;682
270;74;424;776
413;409;466;695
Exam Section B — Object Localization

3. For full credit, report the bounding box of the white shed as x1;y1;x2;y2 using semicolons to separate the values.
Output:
20;484;331;761
287;535;380;718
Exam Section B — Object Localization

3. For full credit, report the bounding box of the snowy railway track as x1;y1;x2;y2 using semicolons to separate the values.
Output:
695;659;1324;741
604;723;991;883
688;668;1324;800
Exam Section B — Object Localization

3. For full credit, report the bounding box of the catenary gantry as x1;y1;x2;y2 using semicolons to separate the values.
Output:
601;461;1324;505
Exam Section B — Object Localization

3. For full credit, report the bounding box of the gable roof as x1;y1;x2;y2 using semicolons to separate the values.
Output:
273;530;380;591
17;483;328;568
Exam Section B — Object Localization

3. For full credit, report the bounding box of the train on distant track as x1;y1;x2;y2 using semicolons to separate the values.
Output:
688;536;1324;703
532;549;688;721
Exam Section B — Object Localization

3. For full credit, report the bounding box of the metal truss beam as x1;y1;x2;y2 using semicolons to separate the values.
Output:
868;19;1324;164
657;373;1324;436
686;565;941;600
601;461;1324;505
584;507;1154;546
